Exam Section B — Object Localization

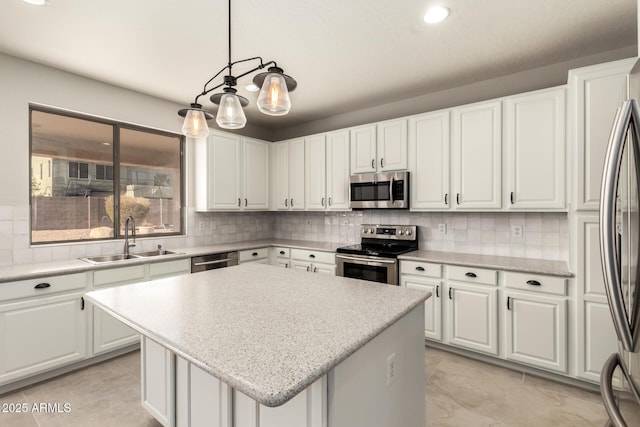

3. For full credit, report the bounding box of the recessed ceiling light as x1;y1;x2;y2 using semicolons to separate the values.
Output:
22;0;49;5
101;142;111;146
245;83;260;92
423;6;449;24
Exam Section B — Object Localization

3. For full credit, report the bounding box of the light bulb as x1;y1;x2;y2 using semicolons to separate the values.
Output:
257;72;291;116
181;109;209;138
423;6;449;24
216;93;247;129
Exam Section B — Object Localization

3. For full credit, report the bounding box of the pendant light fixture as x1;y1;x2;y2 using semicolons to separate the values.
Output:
178;0;297;134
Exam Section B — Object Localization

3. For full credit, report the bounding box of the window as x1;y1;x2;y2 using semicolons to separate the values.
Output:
30;107;185;244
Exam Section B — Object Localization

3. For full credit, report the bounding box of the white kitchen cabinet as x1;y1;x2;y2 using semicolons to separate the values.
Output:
273;139;305;210
408;110;451;210
305;131;350;211
239;248;269;264
148;259;191;279
504;291;567;373
403;276;442;341
270;247;291;268
0;289;87;385
142;337;175;427
569;57;635;210
445;281;498;356
196;131;269;211
451;100;502;209
290;249;336;276
350;120;407;174
305;134;327;210
504;86;566;210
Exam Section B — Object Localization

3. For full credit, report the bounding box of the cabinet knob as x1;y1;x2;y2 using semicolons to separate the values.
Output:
465;272;477;278
415;266;425;272
252;252;258;257
34;282;51;289
279;250;285;255
526;280;541;286
309;254;316;259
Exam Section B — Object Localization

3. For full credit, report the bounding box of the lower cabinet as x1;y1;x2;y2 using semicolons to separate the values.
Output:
0;291;87;385
446;281;498;356
142;337;175;426
239;248;269;265
290;249;336;276
270;247;291;268
503;291;567;373
402;276;442;341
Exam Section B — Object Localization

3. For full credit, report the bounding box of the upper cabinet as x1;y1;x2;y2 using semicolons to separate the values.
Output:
195;131;269;211
569;58;635;210
350;119;407;173
504;87;566;210
272;138;305;210
409;110;450;210
305;131;350;211
451;100;502;209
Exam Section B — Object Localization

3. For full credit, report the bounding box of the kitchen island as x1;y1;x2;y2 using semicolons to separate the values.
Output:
85;263;430;427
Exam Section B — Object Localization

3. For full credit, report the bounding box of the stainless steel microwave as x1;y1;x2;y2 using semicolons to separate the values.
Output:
349;171;409;209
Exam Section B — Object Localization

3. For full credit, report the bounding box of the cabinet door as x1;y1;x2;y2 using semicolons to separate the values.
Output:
142;337;175;426
570;58;635;210
446;282;498;355
312;263;336;276
305;135;327;210
326;130;351;210
452;101;502;209
289;138;306;210
377;119;408;171
208;132;242;210
0;292;86;385
350;125;377;173
274;141;290;210
243;138;269;210
290;260;312;272
403;277;442;341
504;291;567;373
409;110;450;210
93;305;139;355
505;87;566;209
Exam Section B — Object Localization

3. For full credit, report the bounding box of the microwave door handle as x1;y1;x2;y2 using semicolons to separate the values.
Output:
600;99;636;351
390;177;394;204
600;353;628;427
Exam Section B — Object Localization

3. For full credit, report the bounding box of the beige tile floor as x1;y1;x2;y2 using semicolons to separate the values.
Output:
1;347;638;426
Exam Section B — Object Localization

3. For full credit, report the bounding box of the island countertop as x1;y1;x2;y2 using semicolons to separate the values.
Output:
84;263;430;407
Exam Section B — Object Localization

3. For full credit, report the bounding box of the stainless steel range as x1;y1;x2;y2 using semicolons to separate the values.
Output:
336;224;418;285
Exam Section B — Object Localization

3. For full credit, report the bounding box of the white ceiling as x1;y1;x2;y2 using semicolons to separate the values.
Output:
0;0;636;131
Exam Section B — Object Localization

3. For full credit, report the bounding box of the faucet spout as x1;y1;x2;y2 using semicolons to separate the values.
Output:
124;216;136;256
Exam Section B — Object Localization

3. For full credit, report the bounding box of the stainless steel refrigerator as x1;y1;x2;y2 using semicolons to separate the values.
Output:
599;60;640;427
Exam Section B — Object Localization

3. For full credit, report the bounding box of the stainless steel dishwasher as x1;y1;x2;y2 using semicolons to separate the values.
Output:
190;251;239;273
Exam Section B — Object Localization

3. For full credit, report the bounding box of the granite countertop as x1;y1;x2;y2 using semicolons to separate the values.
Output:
0;239;347;284
399;250;572;277
85;263;430;407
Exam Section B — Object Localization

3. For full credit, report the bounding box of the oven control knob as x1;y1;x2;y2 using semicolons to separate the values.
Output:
406;229;413;236
362;228;368;234
398;230;404;235
370;228;375;233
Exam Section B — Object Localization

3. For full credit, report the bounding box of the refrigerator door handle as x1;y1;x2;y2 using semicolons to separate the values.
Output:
600;353;628;427
600;99;640;352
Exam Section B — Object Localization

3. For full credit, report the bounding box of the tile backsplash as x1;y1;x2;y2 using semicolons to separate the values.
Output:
0;205;568;267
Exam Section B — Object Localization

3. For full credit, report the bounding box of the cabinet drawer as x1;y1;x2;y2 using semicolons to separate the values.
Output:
291;249;335;265
400;261;442;278
503;271;567;296
239;248;269;262
149;259;191;279
0;273;88;302
273;247;291;258
94;264;146;288
448;265;497;286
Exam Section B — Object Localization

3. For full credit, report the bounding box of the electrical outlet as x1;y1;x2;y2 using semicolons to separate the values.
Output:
511;224;523;238
386;353;396;386
198;221;205;231
438;223;447;235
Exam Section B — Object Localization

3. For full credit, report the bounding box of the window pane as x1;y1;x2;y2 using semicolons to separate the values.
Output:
119;128;182;237
31;110;115;243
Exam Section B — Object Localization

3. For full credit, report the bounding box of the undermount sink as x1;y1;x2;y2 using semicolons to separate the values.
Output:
80;250;181;264
80;254;141;264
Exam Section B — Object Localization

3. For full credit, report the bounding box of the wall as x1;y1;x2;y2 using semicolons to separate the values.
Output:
273;211;568;261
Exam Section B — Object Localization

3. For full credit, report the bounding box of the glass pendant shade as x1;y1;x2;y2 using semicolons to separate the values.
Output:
181;109;210;138
256;72;291;116
216;93;247;129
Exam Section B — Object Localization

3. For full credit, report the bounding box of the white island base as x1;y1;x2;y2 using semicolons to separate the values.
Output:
142;304;425;427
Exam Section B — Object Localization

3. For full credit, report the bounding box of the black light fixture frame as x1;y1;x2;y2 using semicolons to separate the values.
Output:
178;0;296;120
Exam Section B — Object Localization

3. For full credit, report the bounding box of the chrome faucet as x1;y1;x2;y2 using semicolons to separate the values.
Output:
124;216;136;256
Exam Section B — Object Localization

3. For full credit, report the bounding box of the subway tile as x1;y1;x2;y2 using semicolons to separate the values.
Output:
0;206;13;221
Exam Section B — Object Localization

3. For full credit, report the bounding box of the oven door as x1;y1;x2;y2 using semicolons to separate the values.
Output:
336;254;398;285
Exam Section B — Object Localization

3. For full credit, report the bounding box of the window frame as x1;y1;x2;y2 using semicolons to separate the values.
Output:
29;105;186;245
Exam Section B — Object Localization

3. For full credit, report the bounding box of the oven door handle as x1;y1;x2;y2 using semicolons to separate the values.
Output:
336;254;397;265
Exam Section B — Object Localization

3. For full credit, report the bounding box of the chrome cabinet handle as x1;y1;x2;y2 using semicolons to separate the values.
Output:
600;353;627;427
600;99;640;352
